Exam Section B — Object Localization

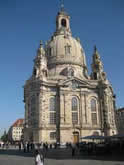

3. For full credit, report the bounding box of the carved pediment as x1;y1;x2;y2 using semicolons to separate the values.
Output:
37;77;97;90
59;77;96;89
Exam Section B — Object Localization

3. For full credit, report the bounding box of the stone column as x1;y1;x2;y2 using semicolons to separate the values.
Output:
25;99;29;127
56;86;60;143
39;92;43;126
63;94;66;123
83;93;87;124
60;91;65;124
36;92;41;142
79;92;83;138
100;98;104;134
79;92;83;125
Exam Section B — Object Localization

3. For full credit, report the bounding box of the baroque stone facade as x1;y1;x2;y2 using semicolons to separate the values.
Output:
24;7;117;143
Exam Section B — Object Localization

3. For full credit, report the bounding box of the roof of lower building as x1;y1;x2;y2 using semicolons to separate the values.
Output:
12;119;24;127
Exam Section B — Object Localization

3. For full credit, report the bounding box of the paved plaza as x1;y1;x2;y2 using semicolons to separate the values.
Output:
0;148;124;165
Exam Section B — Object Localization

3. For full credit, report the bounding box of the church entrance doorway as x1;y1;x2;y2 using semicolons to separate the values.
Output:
73;131;79;143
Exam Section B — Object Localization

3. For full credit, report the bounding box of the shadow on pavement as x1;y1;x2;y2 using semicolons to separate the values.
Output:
0;148;124;162
0;149;33;157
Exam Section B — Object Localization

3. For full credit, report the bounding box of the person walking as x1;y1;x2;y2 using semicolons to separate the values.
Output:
35;149;44;165
18;142;21;151
71;143;76;156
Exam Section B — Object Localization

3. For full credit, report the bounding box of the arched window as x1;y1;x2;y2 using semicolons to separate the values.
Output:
72;97;78;124
49;97;56;124
50;97;56;111
72;97;78;111
91;99;96;111
61;19;66;27
91;99;97;125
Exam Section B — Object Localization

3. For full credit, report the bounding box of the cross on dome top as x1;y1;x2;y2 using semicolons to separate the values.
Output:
60;0;64;11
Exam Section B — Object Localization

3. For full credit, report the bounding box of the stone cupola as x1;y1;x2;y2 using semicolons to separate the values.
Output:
45;7;88;79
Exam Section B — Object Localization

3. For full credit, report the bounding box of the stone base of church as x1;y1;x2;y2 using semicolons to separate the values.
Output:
24;127;112;143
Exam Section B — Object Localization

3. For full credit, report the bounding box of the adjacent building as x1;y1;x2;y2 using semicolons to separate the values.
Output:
24;6;117;143
8;119;24;142
116;108;124;134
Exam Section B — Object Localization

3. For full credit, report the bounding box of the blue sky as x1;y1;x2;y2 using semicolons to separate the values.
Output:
0;0;124;136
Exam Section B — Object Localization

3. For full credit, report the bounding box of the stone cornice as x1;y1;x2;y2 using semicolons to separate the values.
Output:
26;126;102;131
48;60;84;67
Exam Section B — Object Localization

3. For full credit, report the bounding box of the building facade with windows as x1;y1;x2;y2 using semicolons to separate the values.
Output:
116;108;124;134
8;119;24;142
24;7;117;143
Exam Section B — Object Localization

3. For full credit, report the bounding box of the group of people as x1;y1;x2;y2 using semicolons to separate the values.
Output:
0;142;10;150
34;142;78;165
0;141;80;165
18;141;49;153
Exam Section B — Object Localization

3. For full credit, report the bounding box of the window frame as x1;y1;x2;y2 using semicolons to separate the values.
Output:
91;98;97;125
50;132;56;140
65;45;71;55
49;97;56;124
91;99;97;112
72;97;78;124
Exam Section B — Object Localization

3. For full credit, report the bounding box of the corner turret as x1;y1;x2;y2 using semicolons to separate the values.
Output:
32;40;48;79
91;46;106;81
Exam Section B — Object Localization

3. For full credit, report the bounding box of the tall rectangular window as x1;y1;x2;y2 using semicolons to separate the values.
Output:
65;45;71;55
72;112;78;124
72;97;78;124
50;113;56;124
91;113;97;125
49;97;56;124
49;48;52;56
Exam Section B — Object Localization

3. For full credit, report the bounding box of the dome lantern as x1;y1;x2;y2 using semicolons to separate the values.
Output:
56;4;71;36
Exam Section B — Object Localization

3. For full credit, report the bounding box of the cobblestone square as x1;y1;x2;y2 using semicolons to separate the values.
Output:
0;148;124;165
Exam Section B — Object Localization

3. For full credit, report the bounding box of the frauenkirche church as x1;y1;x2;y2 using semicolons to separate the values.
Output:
24;5;117;143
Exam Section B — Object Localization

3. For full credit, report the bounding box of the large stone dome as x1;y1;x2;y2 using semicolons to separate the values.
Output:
46;34;86;68
44;8;88;79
